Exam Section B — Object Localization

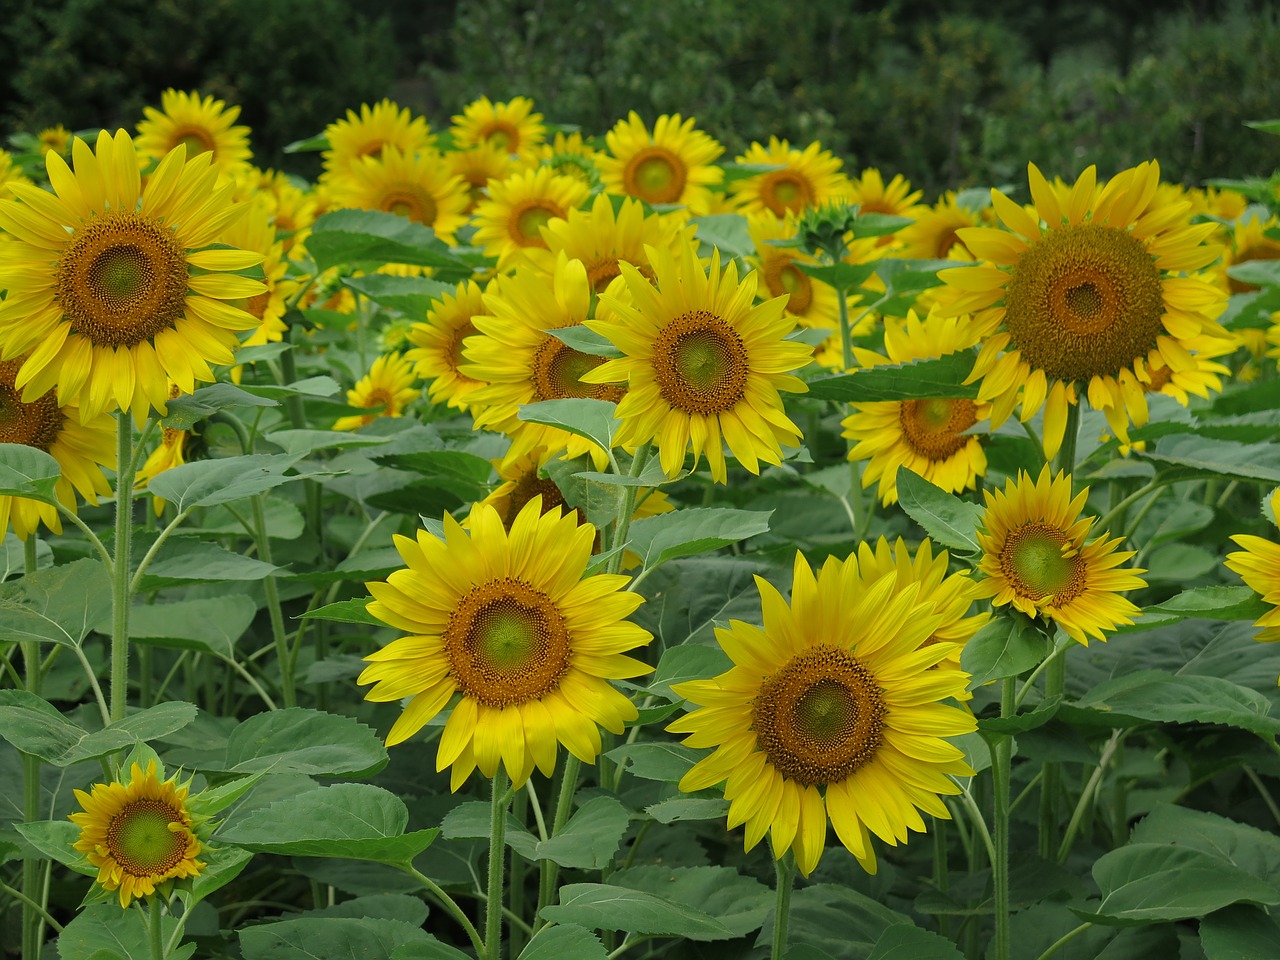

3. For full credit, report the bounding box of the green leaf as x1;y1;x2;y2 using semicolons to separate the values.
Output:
439;801;540;860
220;707;388;777
1136;434;1280;483
895;467;984;554
648;644;733;700
189;845;255;903
299;598;383;626
15;820;95;875
239;916;439;960
690;213;754;259
0;557;111;646
535;797;630;870
342;273;457;315
1073;670;1280;736
807;351;979;402
58;904;191;960
0;443;61;503
518;398;618;453
201;496;306;540
517;925;607;960
194;774;264;817
1143;543;1219;582
546;325;623;359
604;742;701;783
1227;259;1280;288
160;382;278;430
643;797;730;823
961;615;1050;689
137;542;281;586
0;693;197;766
760;883;913;957
796;261;880;291
265;428;396;455
1144;586;1272;623
1130;804;1280;884
1200;904;1280;959
147;453;307;511
540;883;736;941
242;376;342;400
306;209;469;272
610;864;772;938
126;595;258;660
868;923;966;960
853;212;914;237
1245;118;1280;135
219;783;438;866
626;508;772;569
978;695;1062;736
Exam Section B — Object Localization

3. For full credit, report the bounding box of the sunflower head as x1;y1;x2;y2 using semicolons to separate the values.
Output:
598;111;725;214
729;137;852;219
136;88;253;174
450;95;546;156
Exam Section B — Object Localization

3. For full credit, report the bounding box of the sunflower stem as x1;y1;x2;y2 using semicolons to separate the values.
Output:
251;493;295;708
403;865;485;956
486;768;510;960
148;898;165;960
1038;650;1067;860
111;411;139;724
834;281;854;374
770;851;796;960
537;754;582;929
607;445;651;576
988;678;1016;960
22;537;45;960
508;789;528;957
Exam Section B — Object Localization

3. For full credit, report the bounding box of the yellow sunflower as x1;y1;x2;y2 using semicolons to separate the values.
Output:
446;140;525;213
37;124;72;158
975;466;1147;644
747;213;843;332
896;191;980;262
729;137;852;219
450;95;546;156
0;357;114;539
69;760;207;909
322;99;436;183
360;497;653;788
219;195;296;381
585;241;812;482
598;112;724;215
462;254;622;467
1225;489;1280;644
1220;213;1280;295
404;279;490;411
668;551;975;876
842;309;991;505
334;352;420;430
471;166;590;267
135;89;253;175
849;168;925;242
940;161;1230;459
534;131;603;189
0;149;33;202
0;130;264;421
328;146;470;243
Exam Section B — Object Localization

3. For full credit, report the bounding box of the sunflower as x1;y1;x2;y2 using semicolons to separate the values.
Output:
219;195;296;381
462;254;622;467
729;137;852;219
1220;212;1280;295
135;89;252;175
940;162;1230;459
360;497;652;788
0;357;114;539
0;149;32;202
37;124;72;158
69;760;207;909
450;95;546;156
849;168;925;233
404;279;490;410
585;241;812;482
975;466;1146;644
0;130;265;421
598;112;724;215
334;352;420;430
328;146;470;243
135;422;189;517
668;551;974;876
1225;489;1280;644
895;191;980;262
322;99;436;183
471;166;590;267
446;140;525;213
535;131;603;189
842;309;991;505
747;213;843;332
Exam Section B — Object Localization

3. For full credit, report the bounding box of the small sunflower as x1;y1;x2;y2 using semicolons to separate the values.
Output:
0;149;33;202
599;112;724;214
37;124;72;158
729;137;852;219
219;195;296;380
535;131;603;189
896;191;980;262
975;466;1147;644
328;146;470;243
334;352;420;430
1221;213;1280;295
0;130;264;421
404;279;490;411
849;168;925;229
322;99;436;182
69;760;208;909
843;309;991;505
471;166;590;267
135;89;252;175
585;241;813;483
446;140;525;213
668;551;975;876
360;497;653;788
1225;489;1280;644
940;161;1229;459
450;95;546;156
747;213;843;332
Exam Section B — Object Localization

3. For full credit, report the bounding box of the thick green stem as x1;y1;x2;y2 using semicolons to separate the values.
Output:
771;852;796;960
835;283;854;373
486;769;511;960
111;413;139;724
1038;652;1066;859
22;538;44;960
148;898;165;960
252;494;295;708
508;789;528;957
988;678;1015;960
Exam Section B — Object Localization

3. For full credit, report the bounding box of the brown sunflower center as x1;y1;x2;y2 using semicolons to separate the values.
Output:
899;398;978;461
624;148;686;205
505;471;567;524
55;211;190;349
532;335;625;403
1004;223;1164;382
752;646;886;787
764;257;813;315
173;127;216;156
1000;521;1086;604
481;123;519;153
511;200;564;248
105;799;188;877
444;577;571;706
381;187;438;226
448;321;480;374
0;359;64;450
652;311;749;415
586;257;622;293
761;171;813;216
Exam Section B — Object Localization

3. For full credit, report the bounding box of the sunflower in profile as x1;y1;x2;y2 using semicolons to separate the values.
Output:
747;213;843;332
404;280;490;411
360;498;653;788
471;166;590;267
729;137;852;219
69;760;208;909
450;95;546;156
940;162;1229;459
975;466;1146;644
1225;488;1280;644
843;309;991;505
136;89;252;175
0;149;32;202
599;112;724;214
0;130;264;421
669;551;975;876
135;401;190;517
328;146;470;243
446;140;525;213
334;352;420;430
322;99;436;182
586;241;811;482
220;194;296;381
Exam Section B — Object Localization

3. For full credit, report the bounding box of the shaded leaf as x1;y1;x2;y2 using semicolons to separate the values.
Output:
540;883;735;941
516;924;606;960
307;209;469;272
221;707;388;777
0;443;61;503
807;352;979;402
147;453;307;512
0;557;111;646
518;398;618;454
239;916;439;960
627;508;772;569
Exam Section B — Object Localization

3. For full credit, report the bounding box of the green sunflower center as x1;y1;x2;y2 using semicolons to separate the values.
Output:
105;799;187;877
173;128;215;156
652;311;749;415
512;201;562;247
445;577;572;706
762;171;813;216
624;148;686;205
752;646;886;787
899;398;978;461
0;359;64;450
1003;223;1165;382
1000;521;1086;604
532;335;625;403
56;210;190;348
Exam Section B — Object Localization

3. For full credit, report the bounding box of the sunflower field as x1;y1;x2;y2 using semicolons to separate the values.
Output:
1;86;1280;960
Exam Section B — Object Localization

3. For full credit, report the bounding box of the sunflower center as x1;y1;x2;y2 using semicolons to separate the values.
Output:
0;360;64;450
56;211;190;348
105;799;188;877
448;321;479;373
506;471;567;524
381;188;438;226
173;128;215;156
899;398;978;461
512;201;563;247
1000;521;1086;603
765;259;813;315
624;148;686;205
481;124;518;152
444;577;571;706
752;646;886;787
1003;223;1164;382
586;257;622;293
652;311;749;415
532;335;625;403
762;171;813;216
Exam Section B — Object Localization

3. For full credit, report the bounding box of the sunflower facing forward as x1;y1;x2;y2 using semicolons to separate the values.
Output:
599;112;724;214
135;89;253;175
359;498;653;789
0;130;265;420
